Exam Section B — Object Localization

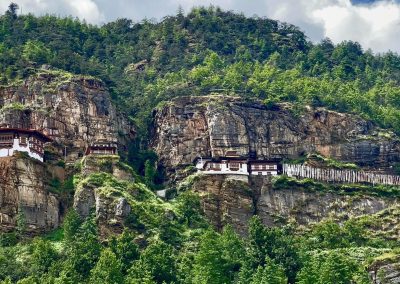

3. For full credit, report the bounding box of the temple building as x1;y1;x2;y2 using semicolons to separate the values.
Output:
195;157;249;175
0;128;52;162
249;161;278;176
85;139;118;156
194;152;279;176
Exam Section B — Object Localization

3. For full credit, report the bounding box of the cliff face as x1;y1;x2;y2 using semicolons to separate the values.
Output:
152;96;400;178
191;175;254;235
0;156;59;234
369;256;400;284
0;70;135;161
0;70;136;233
191;174;399;235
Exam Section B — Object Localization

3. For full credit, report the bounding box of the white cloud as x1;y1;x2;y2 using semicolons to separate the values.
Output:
0;0;105;24
312;0;400;52
1;0;400;53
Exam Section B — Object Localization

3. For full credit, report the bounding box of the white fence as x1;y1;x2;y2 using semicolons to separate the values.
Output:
283;164;400;186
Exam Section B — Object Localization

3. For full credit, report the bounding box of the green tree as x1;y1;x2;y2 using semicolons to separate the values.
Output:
250;256;287;284
193;226;244;284
22;40;52;64
144;159;156;188
176;191;205;227
248;216;300;283
297;251;368;284
89;248;123;284
109;230;139;274
127;240;176;283
30;238;58;274
63;209;82;243
5;3;18;19
62;216;101;282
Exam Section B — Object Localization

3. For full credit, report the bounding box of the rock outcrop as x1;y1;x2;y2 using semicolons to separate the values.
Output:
0;156;59;234
73;156;135;235
192;174;254;235
0;70;135;161
0;69;136;233
190;174;399;235
369;255;400;284
152;96;400;178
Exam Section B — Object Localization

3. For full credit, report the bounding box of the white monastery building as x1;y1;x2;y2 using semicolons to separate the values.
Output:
195;152;279;176
0;128;52;162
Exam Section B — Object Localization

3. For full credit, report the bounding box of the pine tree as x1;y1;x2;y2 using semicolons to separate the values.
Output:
89;248;123;284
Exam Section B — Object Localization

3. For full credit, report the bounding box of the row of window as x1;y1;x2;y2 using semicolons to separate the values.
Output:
30;144;43;154
0;135;13;143
206;163;277;170
90;149;116;154
251;164;276;170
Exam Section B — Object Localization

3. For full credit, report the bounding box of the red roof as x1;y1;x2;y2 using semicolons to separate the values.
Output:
0;128;52;142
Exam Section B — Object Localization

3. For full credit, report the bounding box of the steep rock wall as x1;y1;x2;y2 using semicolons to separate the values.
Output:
0;70;136;233
152;96;400;178
0;70;135;161
0;156;59;234
191;174;399;235
192;174;254;235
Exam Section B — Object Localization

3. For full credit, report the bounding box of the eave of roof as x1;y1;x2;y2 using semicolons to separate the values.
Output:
0;128;52;142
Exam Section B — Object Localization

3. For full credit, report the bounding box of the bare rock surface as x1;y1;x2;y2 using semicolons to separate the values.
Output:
152;96;400;178
370;256;400;284
0;70;136;233
0;156;59;234
0;70;135;161
189;174;399;236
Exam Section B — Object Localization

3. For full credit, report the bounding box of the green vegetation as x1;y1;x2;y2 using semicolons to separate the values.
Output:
1;5;400;140
3;212;394;284
0;102;26;112
4;152;395;283
273;175;400;197
2;3;400;283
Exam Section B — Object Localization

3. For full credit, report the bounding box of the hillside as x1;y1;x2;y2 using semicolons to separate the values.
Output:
1;4;400;284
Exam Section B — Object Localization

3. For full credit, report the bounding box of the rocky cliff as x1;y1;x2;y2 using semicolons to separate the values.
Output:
0;69;136;233
369;255;400;284
0;69;135;161
73;155;136;236
152;96;400;178
0;156;59;234
190;174;400;236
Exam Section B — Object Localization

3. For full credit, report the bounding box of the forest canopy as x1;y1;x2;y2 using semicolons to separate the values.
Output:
1;4;400;138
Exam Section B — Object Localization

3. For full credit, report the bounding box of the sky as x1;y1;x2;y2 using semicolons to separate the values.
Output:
1;0;400;53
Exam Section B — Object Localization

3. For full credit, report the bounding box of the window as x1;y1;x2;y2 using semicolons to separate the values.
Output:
20;136;27;145
229;162;240;170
